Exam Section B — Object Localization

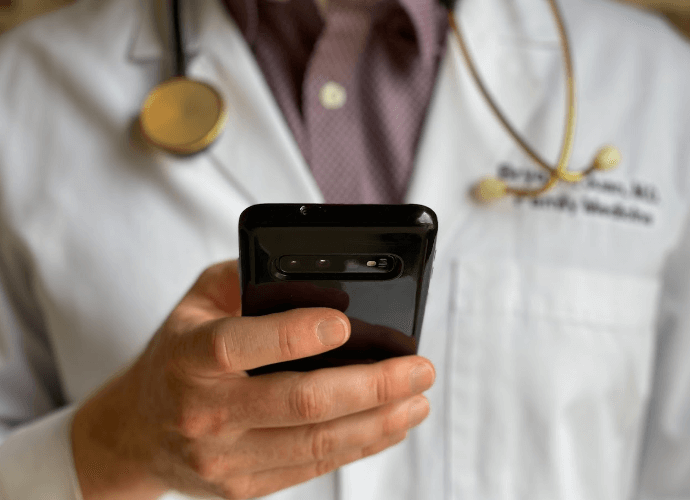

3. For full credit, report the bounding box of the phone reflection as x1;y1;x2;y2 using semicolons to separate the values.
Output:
244;281;417;376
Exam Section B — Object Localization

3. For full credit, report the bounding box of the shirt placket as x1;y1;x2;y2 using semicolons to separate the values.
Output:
303;0;378;203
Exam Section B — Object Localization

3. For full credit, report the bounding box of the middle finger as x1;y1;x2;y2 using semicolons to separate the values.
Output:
227;355;435;429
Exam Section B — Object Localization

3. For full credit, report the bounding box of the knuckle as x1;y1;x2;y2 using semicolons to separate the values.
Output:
206;408;229;437
276;320;298;360
310;426;339;461
373;368;394;405
173;399;233;440
212;325;234;372
175;407;206;439
289;379;328;422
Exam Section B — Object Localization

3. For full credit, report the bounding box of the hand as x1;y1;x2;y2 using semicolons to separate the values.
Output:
71;260;436;500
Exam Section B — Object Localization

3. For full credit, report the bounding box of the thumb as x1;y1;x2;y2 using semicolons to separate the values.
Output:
173;308;351;375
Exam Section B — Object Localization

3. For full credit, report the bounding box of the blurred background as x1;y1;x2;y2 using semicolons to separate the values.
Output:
1;0;690;38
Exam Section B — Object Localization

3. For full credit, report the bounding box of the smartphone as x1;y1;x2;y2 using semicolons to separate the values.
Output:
238;204;437;375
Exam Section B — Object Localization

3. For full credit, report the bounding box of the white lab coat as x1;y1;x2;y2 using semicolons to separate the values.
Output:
0;0;688;498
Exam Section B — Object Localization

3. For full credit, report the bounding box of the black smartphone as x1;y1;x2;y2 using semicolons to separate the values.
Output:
238;204;437;375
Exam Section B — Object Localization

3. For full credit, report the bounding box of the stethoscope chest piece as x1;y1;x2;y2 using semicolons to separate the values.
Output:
139;77;227;155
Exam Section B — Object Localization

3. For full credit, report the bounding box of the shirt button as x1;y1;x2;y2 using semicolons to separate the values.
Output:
319;81;347;110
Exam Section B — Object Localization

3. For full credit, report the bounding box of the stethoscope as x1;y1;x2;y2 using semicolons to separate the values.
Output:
138;0;621;202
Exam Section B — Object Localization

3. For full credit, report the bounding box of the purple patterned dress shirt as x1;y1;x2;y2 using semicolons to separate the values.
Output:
221;0;449;203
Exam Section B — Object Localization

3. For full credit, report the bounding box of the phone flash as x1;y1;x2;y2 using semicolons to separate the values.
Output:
367;261;377;267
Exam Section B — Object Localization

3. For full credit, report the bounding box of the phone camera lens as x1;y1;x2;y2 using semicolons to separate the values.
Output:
300;206;308;215
316;259;330;269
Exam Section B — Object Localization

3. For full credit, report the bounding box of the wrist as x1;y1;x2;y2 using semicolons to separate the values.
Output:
71;369;168;500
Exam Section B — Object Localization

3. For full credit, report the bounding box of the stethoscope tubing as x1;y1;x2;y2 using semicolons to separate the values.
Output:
447;0;576;197
171;0;186;77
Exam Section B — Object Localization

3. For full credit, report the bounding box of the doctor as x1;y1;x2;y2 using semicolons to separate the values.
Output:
0;0;689;499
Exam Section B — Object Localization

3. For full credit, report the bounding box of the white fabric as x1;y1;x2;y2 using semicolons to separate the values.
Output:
0;0;688;498
0;406;81;500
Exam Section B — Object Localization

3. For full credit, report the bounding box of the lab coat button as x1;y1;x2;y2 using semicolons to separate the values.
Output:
319;82;347;110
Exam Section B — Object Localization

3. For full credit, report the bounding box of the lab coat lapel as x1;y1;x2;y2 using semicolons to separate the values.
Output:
192;0;324;204
129;0;201;64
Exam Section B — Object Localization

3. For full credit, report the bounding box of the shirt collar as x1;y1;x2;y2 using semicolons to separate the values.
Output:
394;0;449;66
221;0;448;67
221;0;260;47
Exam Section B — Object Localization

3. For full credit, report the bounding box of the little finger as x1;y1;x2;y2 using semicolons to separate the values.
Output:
214;431;408;500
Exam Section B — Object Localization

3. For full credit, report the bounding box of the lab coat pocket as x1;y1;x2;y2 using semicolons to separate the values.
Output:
448;258;661;500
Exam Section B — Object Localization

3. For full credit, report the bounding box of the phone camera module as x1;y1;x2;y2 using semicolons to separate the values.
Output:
300;205;308;215
278;254;399;278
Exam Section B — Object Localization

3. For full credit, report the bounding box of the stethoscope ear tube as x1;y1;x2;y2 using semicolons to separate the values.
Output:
449;0;621;202
171;0;186;77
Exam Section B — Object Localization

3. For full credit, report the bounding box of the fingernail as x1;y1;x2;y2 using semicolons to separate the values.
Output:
317;318;347;346
409;363;435;393
407;396;430;427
